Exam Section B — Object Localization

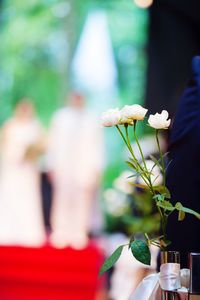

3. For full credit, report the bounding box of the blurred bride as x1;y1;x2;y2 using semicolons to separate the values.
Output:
0;99;46;246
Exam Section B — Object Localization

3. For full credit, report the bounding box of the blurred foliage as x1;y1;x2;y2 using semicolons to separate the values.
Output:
0;0;148;191
107;1;148;106
95;0;148;186
121;191;160;236
0;0;71;124
104;185;160;234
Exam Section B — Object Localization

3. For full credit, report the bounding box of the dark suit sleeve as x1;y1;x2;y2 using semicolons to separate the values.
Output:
166;56;200;268
170;56;200;146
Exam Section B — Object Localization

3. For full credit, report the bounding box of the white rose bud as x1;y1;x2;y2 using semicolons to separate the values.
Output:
120;104;148;125
148;110;171;129
101;108;121;127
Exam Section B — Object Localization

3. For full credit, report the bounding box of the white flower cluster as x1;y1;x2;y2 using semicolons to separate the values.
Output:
101;104;171;130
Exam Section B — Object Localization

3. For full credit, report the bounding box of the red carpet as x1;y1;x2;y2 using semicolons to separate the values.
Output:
0;243;105;300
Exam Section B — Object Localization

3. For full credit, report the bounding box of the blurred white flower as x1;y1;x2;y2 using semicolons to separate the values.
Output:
120;104;148;124
101;108;121;127
130;134;166;161
104;188;129;216
113;171;135;194
138;159;163;186
148;110;171;129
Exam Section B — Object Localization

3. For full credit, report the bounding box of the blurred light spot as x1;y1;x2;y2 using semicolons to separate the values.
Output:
52;2;71;18
134;0;153;8
104;189;129;216
0;72;13;90
72;11;117;92
46;32;68;70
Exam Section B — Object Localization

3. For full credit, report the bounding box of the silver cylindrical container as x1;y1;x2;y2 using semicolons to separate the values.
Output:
160;251;181;300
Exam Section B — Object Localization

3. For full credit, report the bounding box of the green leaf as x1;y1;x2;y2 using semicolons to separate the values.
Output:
175;202;200;220
144;233;150;241
175;202;185;221
129;157;137;165
153;194;165;202
154;186;171;198
130;240;151;265
152;175;160;185
178;210;185;221
157;200;175;212
127;171;144;178
126;162;146;178
128;158;147;174
175;202;183;210
126;161;135;169
99;245;124;276
149;154;162;170
129;182;149;190
164;187;171;199
160;238;172;248
127;174;137;178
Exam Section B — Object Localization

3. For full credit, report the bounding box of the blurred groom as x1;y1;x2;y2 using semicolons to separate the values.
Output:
47;92;104;249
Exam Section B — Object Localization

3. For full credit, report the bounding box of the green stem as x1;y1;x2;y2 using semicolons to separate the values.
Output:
124;125;137;159
154;130;169;247
150;241;161;248
116;125;137;165
162;214;167;242
116;125;150;188
156;203;164;226
124;125;150;188
133;122;155;194
156;129;166;186
116;125;130;150
154;198;168;249
156;203;167;248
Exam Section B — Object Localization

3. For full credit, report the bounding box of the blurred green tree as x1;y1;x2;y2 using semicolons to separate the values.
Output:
0;0;148;197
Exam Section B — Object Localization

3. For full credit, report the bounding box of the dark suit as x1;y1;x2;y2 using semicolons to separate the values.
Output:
166;56;200;268
146;0;200;116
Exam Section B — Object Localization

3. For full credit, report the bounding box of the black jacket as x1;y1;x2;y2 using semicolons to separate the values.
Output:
166;56;200;268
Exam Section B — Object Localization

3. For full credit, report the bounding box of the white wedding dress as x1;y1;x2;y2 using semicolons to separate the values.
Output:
0;118;46;246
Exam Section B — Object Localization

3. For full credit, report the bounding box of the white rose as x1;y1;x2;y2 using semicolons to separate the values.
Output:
120;104;148;124
148;110;171;129
101;108;121;127
138;159;163;186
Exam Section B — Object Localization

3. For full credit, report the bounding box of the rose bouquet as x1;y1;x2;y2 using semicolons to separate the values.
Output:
100;104;200;275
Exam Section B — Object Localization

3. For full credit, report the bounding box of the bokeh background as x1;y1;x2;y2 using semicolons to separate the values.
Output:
0;0;200;299
0;0;148;182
